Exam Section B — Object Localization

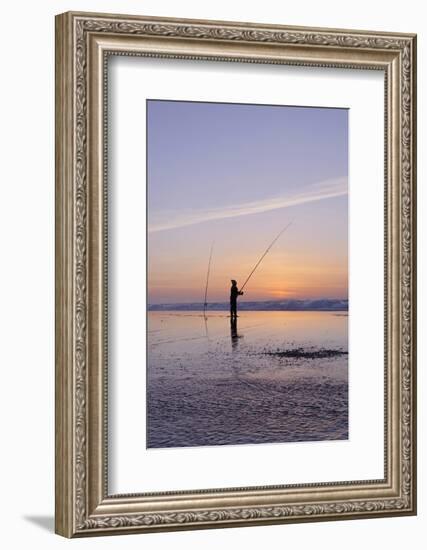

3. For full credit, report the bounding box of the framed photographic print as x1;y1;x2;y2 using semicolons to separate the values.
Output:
55;11;417;537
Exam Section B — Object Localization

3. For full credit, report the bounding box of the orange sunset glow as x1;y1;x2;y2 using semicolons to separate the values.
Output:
147;100;348;306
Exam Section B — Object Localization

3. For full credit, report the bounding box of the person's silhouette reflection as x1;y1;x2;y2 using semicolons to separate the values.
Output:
230;316;240;351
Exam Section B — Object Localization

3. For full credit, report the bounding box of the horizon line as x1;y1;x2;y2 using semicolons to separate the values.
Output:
148;297;348;306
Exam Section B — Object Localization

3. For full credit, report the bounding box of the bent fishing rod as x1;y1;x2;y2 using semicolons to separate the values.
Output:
239;221;293;293
203;241;215;315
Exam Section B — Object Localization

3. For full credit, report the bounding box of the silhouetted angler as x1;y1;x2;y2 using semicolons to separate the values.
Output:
230;279;244;318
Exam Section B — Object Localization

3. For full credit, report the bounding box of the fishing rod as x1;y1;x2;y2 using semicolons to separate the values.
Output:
239;221;293;292
203;241;215;315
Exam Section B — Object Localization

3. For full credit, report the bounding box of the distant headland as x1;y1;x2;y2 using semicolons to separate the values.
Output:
148;299;348;312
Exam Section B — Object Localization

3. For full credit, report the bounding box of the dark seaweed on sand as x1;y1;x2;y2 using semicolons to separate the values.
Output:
263;347;348;359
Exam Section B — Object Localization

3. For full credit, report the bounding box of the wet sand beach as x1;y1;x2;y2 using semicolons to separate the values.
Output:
147;311;348;448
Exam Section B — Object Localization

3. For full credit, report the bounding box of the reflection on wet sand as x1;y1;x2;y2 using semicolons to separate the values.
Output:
147;311;348;448
230;316;242;351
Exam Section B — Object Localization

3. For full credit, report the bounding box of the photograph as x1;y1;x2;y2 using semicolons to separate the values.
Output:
53;10;416;538
146;99;349;448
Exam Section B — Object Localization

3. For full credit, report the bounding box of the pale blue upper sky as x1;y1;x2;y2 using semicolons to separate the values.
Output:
147;100;348;304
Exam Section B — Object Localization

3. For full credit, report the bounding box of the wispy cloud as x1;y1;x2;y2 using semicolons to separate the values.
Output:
148;177;347;233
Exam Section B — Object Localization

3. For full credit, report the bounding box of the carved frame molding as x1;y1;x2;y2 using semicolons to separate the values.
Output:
55;11;416;537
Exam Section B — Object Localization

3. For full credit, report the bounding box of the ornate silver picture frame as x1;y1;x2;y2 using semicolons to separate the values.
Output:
55;11;417;537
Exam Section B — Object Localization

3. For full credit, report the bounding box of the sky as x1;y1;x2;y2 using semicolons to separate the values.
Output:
147;100;348;304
